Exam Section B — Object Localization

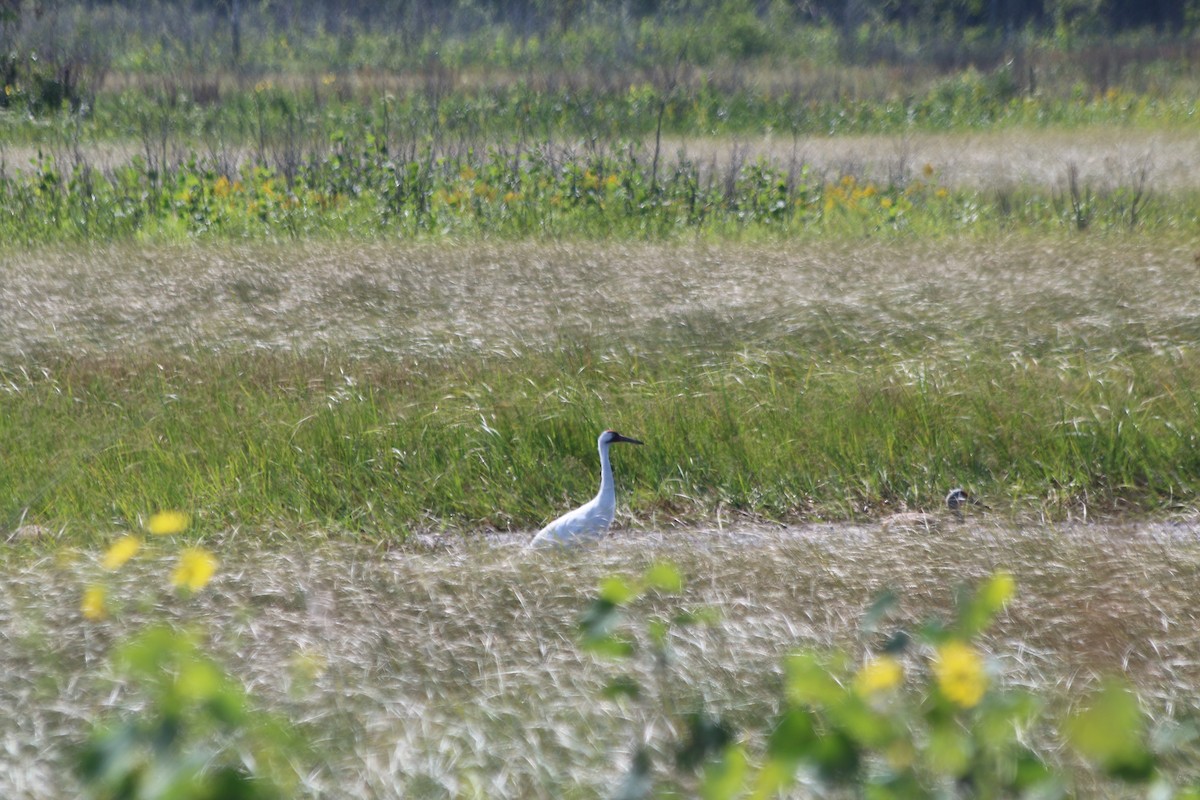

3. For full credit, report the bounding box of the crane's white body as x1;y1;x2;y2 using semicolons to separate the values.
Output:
529;430;642;548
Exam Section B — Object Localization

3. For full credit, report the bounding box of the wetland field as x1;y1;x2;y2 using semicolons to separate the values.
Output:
4;5;1200;794
4;226;1200;797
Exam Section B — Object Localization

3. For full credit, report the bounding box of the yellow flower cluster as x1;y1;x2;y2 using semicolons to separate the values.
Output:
173;548;219;593
102;535;141;569
82;509;218;621
148;510;189;536
81;585;107;621
934;641;988;708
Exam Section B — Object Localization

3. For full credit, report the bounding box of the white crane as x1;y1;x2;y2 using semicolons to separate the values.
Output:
529;430;643;548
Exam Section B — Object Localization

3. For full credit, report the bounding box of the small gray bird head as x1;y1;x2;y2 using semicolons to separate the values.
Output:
945;487;972;510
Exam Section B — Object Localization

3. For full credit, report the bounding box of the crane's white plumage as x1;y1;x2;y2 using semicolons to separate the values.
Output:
529;430;643;548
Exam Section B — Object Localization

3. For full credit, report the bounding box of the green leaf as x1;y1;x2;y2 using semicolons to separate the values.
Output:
647;618;670;649
643;561;683;593
1011;748;1060;793
1065;679;1155;781
702;742;747;800
958;571;1015;637
599;575;640;605
833;695;895;748
581;632;636;660
784;651;846;707
812;728;861;783
926;720;973;777
766;708;817;765
749;759;793;800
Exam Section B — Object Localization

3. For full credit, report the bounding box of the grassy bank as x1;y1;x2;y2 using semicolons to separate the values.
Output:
4;236;1198;539
4;344;1200;539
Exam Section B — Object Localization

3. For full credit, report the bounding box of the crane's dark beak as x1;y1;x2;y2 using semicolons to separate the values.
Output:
612;432;644;445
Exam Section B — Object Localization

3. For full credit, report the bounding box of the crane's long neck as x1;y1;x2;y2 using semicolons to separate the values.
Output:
596;439;615;504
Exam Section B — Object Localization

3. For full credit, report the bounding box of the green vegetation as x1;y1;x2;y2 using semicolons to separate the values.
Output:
579;566;1199;796
0;138;1190;247
66;550;1200;798
3;233;1200;536
4;338;1200;537
1;3;1198;249
4;6;1200;797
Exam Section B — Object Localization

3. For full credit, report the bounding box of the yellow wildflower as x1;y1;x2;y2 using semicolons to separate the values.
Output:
854;655;904;697
147;510;189;536
172;547;218;592
81;585;107;621
934;641;988;708
101;535;141;570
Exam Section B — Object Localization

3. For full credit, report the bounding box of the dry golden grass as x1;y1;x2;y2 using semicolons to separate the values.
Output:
2;234;1197;361
665;127;1200;190
3;519;1199;797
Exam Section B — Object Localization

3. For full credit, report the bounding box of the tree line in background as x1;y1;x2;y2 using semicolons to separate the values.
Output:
71;0;1200;38
1;0;1198;116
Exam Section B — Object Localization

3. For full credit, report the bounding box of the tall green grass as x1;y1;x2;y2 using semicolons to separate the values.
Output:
4;342;1199;539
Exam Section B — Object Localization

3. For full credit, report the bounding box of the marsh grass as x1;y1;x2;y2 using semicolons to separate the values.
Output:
3;228;1200;797
4;521;1200;797
3;235;1200;537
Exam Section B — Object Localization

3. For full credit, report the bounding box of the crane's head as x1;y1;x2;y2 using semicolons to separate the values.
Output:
601;429;644;446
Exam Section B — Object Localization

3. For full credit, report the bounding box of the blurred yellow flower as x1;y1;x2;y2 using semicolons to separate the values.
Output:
854;655;904;696
101;535;141;570
934;641;988;708
147;510;189;536
172;547;218;592
81;585;107;621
